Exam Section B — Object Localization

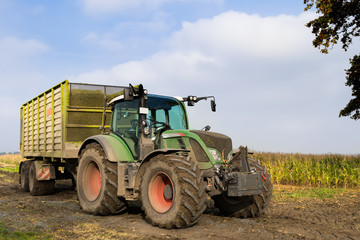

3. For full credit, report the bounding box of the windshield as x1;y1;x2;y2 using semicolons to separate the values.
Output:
111;95;187;155
147;95;187;130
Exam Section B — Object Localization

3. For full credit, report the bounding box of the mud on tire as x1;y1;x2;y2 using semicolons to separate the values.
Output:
77;142;127;215
140;154;207;228
213;158;273;218
20;161;31;192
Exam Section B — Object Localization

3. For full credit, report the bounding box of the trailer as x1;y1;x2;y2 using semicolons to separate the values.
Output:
20;80;124;194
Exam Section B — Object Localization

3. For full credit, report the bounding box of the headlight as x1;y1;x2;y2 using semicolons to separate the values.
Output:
208;149;222;162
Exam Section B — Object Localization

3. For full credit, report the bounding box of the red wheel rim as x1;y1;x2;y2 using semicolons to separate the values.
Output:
148;172;174;213
83;161;101;201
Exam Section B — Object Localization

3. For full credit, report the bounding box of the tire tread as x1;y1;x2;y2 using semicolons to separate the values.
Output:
140;154;206;228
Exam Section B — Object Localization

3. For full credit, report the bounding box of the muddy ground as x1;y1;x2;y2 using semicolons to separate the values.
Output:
0;170;359;240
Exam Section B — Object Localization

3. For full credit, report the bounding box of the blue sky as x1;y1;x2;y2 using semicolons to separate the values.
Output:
0;0;358;154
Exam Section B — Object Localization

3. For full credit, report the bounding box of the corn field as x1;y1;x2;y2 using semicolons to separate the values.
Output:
254;152;360;188
1;153;360;188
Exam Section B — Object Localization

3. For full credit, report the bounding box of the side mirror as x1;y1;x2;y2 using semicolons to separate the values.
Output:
211;100;216;112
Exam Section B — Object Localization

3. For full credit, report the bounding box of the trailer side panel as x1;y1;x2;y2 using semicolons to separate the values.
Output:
20;80;125;160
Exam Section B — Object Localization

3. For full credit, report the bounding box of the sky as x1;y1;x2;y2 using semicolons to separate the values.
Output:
0;0;359;154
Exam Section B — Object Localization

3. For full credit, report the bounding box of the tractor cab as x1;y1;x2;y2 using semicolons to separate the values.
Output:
110;94;188;158
108;84;216;161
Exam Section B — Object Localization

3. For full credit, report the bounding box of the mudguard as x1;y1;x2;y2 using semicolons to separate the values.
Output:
79;134;134;162
33;161;56;180
142;148;190;164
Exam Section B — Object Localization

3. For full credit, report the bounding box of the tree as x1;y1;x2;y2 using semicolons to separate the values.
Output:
304;0;360;120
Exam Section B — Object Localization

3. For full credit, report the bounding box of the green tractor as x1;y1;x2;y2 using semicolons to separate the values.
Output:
76;84;273;228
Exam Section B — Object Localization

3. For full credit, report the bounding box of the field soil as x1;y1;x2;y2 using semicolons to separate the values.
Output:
0;169;359;240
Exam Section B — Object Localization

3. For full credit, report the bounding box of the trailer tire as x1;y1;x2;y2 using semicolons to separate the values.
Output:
20;161;31;192
29;161;55;196
77;143;127;215
140;154;207;229
213;158;273;218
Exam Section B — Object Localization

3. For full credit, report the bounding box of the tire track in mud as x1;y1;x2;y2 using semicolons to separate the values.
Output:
264;199;360;240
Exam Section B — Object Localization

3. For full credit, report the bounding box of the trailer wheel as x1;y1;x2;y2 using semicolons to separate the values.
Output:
213;158;273;218
28;161;55;196
20;161;30;192
77;143;127;215
140;154;207;228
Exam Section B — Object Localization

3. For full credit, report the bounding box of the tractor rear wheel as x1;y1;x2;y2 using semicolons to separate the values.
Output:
140;154;207;228
28;161;55;196
213;158;273;217
77;143;127;215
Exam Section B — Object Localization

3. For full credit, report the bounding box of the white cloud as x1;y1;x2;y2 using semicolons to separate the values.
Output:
74;11;320;88
72;11;360;154
75;50;216;90
0;37;49;64
170;11;317;59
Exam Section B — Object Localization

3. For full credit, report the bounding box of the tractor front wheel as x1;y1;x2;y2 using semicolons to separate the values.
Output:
77;143;127;215
140;154;207;228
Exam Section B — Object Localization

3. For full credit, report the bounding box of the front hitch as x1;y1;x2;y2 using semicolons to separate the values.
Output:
226;172;263;197
210;145;263;197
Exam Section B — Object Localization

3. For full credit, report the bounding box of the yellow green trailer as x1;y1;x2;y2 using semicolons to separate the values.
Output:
20;80;124;194
20;80;124;159
19;80;273;229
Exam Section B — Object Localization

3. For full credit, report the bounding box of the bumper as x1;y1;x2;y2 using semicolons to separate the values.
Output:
227;172;263;197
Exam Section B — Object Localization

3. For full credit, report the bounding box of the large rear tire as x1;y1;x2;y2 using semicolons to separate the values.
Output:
28;161;55;196
213;158;273;217
140;154;207;228
77;143;127;215
20;161;30;192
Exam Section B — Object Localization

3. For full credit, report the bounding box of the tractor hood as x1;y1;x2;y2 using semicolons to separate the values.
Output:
190;130;232;159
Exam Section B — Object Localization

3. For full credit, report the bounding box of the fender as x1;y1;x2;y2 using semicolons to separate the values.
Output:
19;160;56;181
78;134;134;162
142;148;190;164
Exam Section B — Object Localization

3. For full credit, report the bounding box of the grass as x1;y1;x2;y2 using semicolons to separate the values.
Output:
0;154;22;173
272;184;357;202
0;222;52;240
254;152;360;188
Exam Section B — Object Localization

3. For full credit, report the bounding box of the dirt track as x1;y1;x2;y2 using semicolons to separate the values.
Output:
0;170;359;240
